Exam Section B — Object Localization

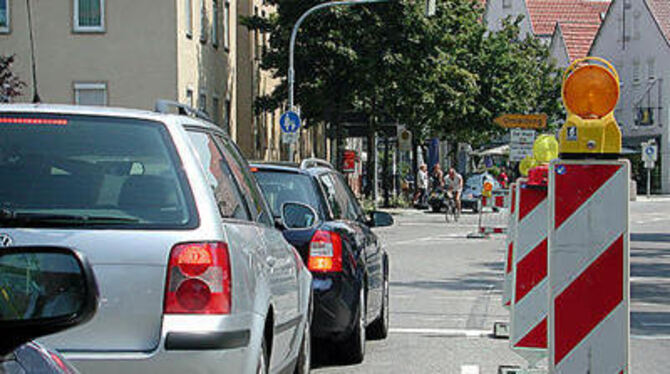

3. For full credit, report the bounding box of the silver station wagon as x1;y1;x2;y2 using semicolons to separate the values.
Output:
0;103;313;374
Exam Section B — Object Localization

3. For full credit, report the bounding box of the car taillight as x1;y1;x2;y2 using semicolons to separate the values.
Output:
308;230;343;272
164;242;231;314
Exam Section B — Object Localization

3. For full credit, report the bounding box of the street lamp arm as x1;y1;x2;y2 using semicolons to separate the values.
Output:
288;0;391;110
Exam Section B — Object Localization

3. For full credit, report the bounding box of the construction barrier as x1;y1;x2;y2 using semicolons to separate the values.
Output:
478;189;510;235
502;182;519;309
548;160;630;373
510;182;549;367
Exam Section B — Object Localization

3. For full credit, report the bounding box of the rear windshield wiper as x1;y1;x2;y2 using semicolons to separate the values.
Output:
0;209;140;226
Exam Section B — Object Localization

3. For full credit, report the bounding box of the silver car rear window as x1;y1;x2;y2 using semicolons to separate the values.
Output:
0;114;197;229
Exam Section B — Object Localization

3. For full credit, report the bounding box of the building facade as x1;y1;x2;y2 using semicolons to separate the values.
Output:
589;0;670;192
0;0;236;132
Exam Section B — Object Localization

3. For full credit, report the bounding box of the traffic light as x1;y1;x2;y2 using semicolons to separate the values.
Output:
558;57;622;156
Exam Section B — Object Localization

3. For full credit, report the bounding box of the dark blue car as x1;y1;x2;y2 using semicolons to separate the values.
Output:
251;159;392;364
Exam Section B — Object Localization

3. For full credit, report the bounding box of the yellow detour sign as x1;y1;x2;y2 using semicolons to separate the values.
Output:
494;114;547;129
559;57;622;155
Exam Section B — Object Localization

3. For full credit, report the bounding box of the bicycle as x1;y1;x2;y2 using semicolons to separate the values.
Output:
444;190;460;223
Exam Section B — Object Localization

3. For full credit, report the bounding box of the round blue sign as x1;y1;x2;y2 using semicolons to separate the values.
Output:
645;146;654;155
280;111;301;134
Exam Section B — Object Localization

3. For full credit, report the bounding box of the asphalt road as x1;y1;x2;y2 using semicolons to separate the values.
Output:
313;197;670;374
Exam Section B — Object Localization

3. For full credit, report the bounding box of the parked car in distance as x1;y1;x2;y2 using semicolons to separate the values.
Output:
251;159;393;364
0;246;99;374
0;103;312;374
461;172;501;213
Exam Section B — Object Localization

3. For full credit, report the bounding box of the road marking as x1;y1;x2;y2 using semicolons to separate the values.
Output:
389;327;489;337
639;321;670;327
461;365;480;374
631;334;670;340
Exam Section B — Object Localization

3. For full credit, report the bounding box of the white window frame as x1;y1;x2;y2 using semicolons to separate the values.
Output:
0;0;10;34
224;1;230;50
74;0;105;33
74;82;108;106
185;0;193;38
186;88;194;107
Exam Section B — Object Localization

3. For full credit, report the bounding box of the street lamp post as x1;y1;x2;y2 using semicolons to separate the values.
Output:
287;0;391;112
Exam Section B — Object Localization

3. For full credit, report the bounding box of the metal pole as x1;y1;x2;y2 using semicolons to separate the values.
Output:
288;0;390;111
287;0;390;163
647;167;651;199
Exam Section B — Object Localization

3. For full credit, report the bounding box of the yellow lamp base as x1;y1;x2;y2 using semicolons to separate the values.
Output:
558;113;622;156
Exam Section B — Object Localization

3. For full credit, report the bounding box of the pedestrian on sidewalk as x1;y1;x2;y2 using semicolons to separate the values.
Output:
415;164;429;207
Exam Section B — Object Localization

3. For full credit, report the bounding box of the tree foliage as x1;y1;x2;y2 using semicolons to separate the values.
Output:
245;0;563;146
0;55;25;102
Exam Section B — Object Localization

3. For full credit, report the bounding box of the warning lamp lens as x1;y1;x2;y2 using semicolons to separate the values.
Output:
533;135;559;164
483;182;493;192
250;167;259;172
563;65;619;119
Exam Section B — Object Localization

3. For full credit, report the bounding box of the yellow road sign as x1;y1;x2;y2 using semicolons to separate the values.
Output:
494;114;547;129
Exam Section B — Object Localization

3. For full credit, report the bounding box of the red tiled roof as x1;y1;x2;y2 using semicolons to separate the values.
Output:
526;0;610;35
558;21;602;60
647;0;670;43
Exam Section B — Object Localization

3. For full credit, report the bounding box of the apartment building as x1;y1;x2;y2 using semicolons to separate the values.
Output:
590;0;670;192
0;0;236;132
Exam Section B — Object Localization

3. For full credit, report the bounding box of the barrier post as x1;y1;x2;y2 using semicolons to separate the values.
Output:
547;57;629;373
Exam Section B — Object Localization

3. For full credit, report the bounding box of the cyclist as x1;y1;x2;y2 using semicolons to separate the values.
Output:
446;168;463;213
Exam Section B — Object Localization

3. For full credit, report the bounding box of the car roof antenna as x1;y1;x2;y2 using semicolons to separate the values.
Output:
27;0;41;103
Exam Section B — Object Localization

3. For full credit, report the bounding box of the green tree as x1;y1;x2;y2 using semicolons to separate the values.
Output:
0;55;25;102
244;0;563;174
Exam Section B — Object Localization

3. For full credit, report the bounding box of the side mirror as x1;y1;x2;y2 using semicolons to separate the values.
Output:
281;202;319;230
0;246;99;355
369;211;394;228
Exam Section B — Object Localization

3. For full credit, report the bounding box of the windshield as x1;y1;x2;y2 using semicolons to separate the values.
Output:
254;171;321;218
0;114;196;229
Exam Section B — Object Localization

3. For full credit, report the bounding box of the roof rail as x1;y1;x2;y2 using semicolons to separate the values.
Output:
300;158;334;170
155;100;212;122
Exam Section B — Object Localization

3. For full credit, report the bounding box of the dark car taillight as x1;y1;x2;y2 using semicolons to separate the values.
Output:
164;242;231;314
308;230;343;272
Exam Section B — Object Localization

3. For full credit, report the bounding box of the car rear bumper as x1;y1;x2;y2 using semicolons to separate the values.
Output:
61;313;264;374
311;274;359;341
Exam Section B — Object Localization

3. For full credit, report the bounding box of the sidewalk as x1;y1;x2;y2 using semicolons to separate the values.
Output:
633;194;670;202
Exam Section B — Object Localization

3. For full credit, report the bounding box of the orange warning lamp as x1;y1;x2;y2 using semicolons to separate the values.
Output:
559;57;622;156
483;181;493;198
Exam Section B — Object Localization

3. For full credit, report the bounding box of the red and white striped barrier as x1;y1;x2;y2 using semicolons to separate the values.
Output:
478;190;510;235
510;183;548;366
482;189;510;209
502;182;519;309
548;160;630;373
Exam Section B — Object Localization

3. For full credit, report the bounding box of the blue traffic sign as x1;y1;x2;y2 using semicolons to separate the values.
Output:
280;111;301;134
645;146;654;155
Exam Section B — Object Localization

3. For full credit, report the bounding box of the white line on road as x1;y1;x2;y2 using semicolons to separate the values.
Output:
389;327;489;337
460;365;480;374
631;334;670;340
639;321;670;327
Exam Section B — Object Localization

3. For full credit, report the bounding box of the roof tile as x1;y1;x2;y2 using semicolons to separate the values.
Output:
646;0;670;43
